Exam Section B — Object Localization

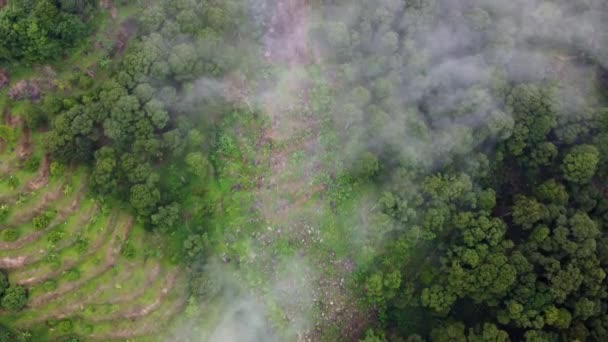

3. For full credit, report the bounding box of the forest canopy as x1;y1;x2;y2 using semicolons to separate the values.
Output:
2;0;608;341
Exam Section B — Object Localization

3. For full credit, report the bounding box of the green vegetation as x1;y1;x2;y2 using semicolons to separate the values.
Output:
0;1;96;65
2;0;608;341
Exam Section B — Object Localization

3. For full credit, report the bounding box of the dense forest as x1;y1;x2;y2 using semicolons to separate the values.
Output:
1;0;608;341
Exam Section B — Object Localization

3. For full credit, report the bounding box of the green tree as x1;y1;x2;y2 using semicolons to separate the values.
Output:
1;286;27;311
561;145;599;183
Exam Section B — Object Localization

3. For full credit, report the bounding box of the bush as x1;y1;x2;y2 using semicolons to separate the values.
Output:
7;175;20;189
2;229;20;242
0;272;8;296
33;210;57;230
0;325;13;342
57;320;74;334
23;155;41;172
47;228;65;244
0;205;9;223
1;286;27;311
42;279;57;292
65;269;80;281
120;240;136;259
50;161;65;178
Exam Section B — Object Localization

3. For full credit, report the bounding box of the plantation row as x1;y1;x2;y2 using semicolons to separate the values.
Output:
0;123;186;341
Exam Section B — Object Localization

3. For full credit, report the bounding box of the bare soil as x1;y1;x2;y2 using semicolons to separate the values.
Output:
0;68;9;89
265;0;315;66
15;126;31;161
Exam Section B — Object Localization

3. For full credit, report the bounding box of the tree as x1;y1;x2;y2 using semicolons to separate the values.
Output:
91;147;118;195
421;285;456;315
168;43;198;81
144;99;169;129
430;321;466;342
512;196;547;229
130;182;160;217
151;203;180;232
468;323;510;342
359;329;387;342
1;286;27;311
0;1;91;64
185;152;210;178
535;180;568;206
561;145;599;183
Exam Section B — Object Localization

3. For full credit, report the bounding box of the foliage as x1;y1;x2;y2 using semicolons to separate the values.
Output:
1;286;27;311
0;0;94;64
33;210;57;230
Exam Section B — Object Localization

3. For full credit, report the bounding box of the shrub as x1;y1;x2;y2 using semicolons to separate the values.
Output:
120;239;136;259
65;269;80;282
47;228;65;244
57;320;74;334
7;175;19;189
0;272;8;296
1;286;27;311
33;210;57;230
50;162;65;178
2;229;20;242
42;279;57;292
23;155;41;172
0;325;13;342
0;205;9;223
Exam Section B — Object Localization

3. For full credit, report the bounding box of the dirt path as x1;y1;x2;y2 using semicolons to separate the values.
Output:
255;1;371;340
265;0;315;66
15;126;31;161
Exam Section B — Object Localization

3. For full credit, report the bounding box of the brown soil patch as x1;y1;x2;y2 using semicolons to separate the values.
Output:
16;126;31;161
0;256;26;269
0;68;9;89
265;0;314;66
4;109;22;128
8;80;42;102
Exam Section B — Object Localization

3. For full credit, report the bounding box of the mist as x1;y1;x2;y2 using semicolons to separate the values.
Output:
162;0;608;340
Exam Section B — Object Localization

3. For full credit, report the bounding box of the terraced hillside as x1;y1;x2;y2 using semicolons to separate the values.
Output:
0;120;187;341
